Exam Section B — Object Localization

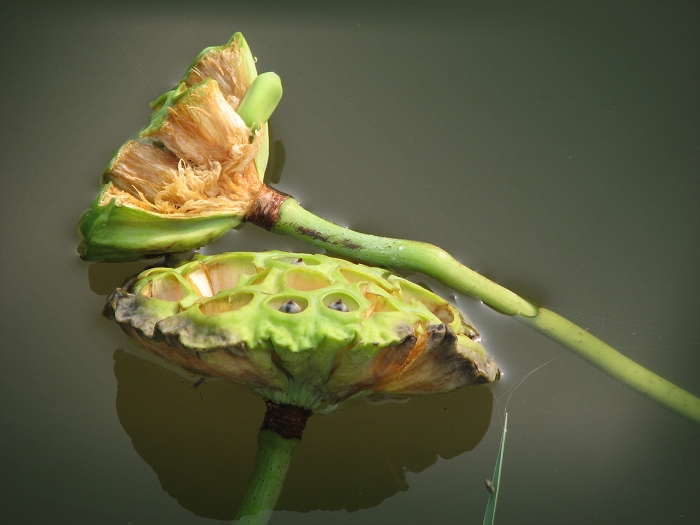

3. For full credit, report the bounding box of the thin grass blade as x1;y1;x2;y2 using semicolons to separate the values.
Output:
483;412;508;525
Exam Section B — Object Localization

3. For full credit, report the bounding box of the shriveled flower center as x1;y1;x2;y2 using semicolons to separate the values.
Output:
100;40;264;217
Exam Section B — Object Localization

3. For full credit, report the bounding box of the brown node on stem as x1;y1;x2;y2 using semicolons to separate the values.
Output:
246;185;289;230
261;400;313;440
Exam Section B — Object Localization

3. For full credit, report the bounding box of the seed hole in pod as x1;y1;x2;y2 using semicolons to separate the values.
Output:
276;255;322;265
267;295;309;314
322;292;359;312
204;254;258;295
185;264;213;297
432;305;455;324
363;292;400;313
339;267;393;292
398;281;454;323
276;256;304;265
141;274;189;301
199;292;254;315
284;268;331;291
248;268;271;286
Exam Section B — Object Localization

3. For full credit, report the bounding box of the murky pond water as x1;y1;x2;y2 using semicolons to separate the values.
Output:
1;2;698;524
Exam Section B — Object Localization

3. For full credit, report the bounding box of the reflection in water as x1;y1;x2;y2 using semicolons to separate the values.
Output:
114;349;493;520
88;261;151;295
266;139;287;186
264;120;286;185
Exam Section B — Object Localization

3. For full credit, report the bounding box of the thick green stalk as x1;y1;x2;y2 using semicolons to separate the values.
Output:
272;198;537;317
518;309;700;424
269;197;700;425
235;429;299;525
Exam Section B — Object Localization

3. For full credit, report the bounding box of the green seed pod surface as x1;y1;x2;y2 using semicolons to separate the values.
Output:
106;251;500;414
78;33;277;262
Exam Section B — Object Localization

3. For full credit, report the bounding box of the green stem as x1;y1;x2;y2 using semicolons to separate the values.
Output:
273;198;537;317
269;197;700;425
518;309;700;424
235;429;299;525
235;401;311;524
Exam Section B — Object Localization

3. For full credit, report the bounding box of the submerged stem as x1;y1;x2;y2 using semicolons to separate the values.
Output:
252;194;700;425
236;402;311;524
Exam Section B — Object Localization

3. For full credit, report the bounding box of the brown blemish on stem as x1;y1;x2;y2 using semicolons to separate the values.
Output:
339;238;363;250
291;225;363;251
293;225;331;243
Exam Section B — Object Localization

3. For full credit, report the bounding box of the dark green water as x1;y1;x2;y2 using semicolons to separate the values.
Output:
1;1;698;523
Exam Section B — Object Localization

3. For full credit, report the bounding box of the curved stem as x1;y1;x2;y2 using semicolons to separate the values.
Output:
272;198;537;317
268;197;700;425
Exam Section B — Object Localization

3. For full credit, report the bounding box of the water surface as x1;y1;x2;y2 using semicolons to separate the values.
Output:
1;1;698;524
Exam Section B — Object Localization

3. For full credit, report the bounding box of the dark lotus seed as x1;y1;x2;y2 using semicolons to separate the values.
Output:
279;299;302;314
328;299;348;312
292;258;304;264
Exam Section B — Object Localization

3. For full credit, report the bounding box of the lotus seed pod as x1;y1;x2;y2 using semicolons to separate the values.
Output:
106;251;500;414
78;33;280;262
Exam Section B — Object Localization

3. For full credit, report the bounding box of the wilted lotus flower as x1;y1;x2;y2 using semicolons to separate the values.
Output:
78;33;282;262
105;250;499;523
